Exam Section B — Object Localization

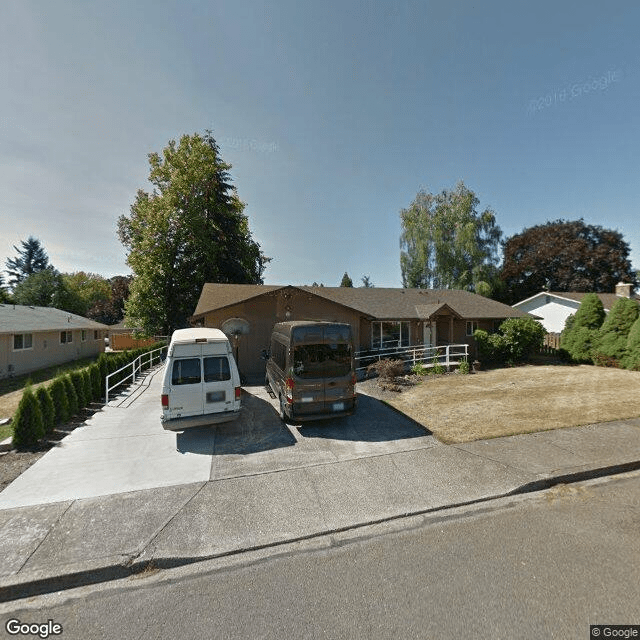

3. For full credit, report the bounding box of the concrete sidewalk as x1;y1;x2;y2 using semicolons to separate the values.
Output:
1;376;640;602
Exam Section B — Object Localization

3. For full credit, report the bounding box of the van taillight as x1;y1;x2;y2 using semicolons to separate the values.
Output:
161;394;169;407
285;377;294;401
351;373;357;386
235;387;241;399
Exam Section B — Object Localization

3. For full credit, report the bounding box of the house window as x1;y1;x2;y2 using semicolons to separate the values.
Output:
13;333;33;351
60;331;73;344
371;321;410;350
94;330;99;340
81;330;87;342
466;321;479;336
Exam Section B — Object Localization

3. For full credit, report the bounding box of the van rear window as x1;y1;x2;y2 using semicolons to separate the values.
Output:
172;358;201;385
204;356;231;382
293;344;351;379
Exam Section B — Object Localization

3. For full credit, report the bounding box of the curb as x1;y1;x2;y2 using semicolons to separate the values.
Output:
2;460;639;604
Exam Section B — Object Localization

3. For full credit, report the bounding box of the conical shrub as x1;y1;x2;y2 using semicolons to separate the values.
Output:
12;385;45;449
592;297;639;366
69;371;86;408
34;386;55;435
63;375;79;417
81;369;92;405
622;317;640;370
49;377;70;425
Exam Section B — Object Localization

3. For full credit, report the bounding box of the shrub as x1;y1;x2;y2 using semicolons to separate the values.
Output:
622;316;640;371
89;363;102;401
49;377;70;425
591;297;639;366
561;294;607;363
474;329;506;364
458;359;470;374
411;363;428;376
81;369;93;404
34;386;55;435
430;355;446;375
499;317;546;362
70;371;86;408
63;375;79;417
367;358;406;380
12;385;45;449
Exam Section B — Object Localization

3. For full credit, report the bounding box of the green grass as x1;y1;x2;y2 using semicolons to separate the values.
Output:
0;422;12;442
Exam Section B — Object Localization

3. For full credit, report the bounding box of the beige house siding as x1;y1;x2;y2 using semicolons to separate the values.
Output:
0;329;106;379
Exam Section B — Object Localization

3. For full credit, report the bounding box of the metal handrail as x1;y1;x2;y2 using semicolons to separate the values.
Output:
355;343;468;373
105;345;168;403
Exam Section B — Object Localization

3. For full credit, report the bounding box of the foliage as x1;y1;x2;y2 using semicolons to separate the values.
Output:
62;272;111;317
0;273;11;303
81;369;93;405
86;275;131;324
69;371;87;408
118;131;268;335
591;297;639;366
474;317;546;365
400;181;502;293
340;272;353;287
49;377;70;425
622;317;640;370
367;358;406;379
560;294;606;363
62;375;79;416
89;364;102;401
12;268;85;314
361;275;374;288
5;236;50;288
12;385;45;449
430;355;446;375
499;220;637;304
411;362;428;376
34;386;55;435
458;359;470;374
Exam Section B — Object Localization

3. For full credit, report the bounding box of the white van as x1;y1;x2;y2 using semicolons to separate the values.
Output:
161;328;241;431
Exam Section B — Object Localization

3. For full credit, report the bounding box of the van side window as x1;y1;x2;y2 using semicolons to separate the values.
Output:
172;358;201;385
204;356;231;382
270;339;286;370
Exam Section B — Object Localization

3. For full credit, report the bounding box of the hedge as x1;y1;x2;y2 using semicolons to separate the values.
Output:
12;385;45;449
34;386;55;435
49;377;70;425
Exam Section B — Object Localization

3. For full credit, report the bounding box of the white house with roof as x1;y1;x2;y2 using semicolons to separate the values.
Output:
512;283;637;333
0;304;109;379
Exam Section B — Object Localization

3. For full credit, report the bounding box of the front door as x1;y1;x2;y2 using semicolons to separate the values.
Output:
423;322;436;347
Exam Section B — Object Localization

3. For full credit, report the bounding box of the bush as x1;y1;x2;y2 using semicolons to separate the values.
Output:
63;375;79;417
49;377;70;425
367;358;406;379
411;363;428;376
69;371;87;408
591;297;639;366
561;294;607;363
34;386;55;435
622;317;640;371
89;364;102;401
474;329;506;364
458;359;470;374
430;355;446;375
81;369;93;404
475;317;546;365
12;385;45;449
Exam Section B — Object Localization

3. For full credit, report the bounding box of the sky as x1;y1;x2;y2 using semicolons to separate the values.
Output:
1;0;639;289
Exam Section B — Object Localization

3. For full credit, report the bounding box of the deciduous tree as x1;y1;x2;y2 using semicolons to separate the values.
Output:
118;132;268;335
400;181;502;293
13;269;84;314
500;220;637;304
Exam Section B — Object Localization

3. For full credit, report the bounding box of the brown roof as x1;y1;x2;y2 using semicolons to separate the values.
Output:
546;292;639;311
192;284;527;321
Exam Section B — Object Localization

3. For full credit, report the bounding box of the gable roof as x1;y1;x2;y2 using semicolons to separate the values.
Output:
0;305;110;334
514;291;640;312
192;284;527;321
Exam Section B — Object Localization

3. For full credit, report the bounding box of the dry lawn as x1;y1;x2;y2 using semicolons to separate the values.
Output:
385;365;640;444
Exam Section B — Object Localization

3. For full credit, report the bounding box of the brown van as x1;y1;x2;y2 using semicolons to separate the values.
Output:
264;321;357;422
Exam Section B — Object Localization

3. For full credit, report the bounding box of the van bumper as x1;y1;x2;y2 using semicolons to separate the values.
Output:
289;397;357;422
161;409;241;431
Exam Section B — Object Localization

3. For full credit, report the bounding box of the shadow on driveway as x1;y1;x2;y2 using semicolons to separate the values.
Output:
296;393;433;442
176;391;296;456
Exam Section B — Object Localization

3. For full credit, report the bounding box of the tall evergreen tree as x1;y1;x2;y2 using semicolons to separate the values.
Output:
340;272;353;287
118;131;269;335
5;236;51;288
400;181;502;292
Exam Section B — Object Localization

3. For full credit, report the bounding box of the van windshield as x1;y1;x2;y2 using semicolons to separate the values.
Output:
293;343;351;379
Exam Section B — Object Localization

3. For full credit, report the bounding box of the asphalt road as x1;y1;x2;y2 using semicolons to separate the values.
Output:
2;471;639;640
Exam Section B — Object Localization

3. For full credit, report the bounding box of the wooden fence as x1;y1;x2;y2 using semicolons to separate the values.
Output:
110;333;164;351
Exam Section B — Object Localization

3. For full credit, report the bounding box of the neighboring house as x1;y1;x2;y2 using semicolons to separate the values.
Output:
512;283;638;334
0;304;109;379
190;284;529;379
107;321;160;350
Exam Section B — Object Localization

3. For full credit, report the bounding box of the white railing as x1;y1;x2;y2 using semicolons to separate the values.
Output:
105;345;168;403
355;343;469;374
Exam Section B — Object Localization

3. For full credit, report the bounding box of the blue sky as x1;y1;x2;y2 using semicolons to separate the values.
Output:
1;0;639;289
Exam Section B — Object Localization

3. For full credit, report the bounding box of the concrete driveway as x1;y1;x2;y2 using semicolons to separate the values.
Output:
0;367;439;509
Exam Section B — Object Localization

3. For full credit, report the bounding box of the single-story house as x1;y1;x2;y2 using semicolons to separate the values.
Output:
512;282;639;334
0;304;109;379
190;284;529;379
